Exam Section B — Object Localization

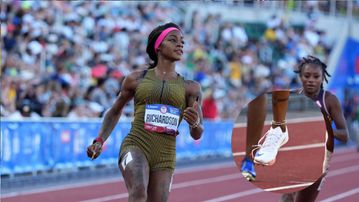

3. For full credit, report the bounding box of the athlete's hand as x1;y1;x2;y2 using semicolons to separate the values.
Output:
183;101;200;127
87;142;102;160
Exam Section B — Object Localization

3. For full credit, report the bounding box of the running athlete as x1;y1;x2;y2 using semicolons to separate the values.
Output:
86;22;204;202
280;56;349;202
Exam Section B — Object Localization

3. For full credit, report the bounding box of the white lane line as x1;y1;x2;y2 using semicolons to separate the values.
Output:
232;151;246;157
78;173;242;202
4;153;355;199
203;164;359;202
1;148;359;199
203;188;263;202
1;161;236;199
327;165;359;177
1;177;124;198
172;173;241;189
333;146;357;155
232;142;325;157
279;143;326;152
79;164;359;202
264;182;314;192
80;193;129;202
332;154;359;163
234;116;323;128
320;187;359;202
174;162;235;174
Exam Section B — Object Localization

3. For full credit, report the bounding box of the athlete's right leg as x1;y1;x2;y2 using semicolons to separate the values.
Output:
119;147;150;202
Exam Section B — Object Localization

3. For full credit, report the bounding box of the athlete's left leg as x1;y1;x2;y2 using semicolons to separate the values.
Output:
242;93;267;181
146;169;174;202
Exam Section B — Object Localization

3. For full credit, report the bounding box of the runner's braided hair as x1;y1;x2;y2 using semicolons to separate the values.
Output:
146;22;181;69
294;55;331;89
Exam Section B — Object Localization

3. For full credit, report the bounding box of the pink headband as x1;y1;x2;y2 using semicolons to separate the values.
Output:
154;27;180;54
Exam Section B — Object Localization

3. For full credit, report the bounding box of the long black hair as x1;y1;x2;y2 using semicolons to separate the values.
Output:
146;22;181;69
294;55;331;89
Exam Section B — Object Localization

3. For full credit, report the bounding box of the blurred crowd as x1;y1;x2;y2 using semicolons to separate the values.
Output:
227;0;359;19
0;1;353;122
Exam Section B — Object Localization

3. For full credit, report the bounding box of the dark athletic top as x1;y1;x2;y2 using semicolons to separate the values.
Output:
312;89;335;152
297;88;335;152
120;69;186;171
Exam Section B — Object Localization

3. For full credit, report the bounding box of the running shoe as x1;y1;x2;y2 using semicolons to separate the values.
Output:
241;156;256;181
253;126;289;166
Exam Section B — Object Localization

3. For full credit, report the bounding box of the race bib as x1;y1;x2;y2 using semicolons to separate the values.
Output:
144;104;180;136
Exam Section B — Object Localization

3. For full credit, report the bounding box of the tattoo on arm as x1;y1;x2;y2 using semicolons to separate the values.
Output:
98;74;137;141
100;110;121;141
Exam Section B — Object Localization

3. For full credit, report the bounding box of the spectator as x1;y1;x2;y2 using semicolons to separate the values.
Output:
89;77;111;109
1;1;345;121
8;99;41;119
202;89;218;120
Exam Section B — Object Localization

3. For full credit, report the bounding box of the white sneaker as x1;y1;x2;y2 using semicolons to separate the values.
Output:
253;126;289;166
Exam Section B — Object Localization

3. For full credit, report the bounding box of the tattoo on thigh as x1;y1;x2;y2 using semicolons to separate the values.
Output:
121;152;133;171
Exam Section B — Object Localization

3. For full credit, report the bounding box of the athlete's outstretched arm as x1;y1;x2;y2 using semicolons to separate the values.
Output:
328;93;349;143
184;80;203;140
87;72;140;159
97;75;136;142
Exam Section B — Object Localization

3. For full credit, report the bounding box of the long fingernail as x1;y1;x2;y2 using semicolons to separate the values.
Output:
91;152;96;160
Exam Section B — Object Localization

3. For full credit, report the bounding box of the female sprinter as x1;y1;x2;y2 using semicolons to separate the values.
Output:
87;22;204;202
280;55;349;202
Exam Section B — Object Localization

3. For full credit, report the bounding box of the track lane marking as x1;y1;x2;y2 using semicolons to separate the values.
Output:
233;143;326;157
320;187;359;202
202;165;359;202
264;182;314;192
2;149;356;201
79;173;243;202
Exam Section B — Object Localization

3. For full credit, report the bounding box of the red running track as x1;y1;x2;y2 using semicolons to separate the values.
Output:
2;146;358;202
232;117;328;193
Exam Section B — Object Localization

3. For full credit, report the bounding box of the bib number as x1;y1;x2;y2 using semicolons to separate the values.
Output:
144;104;180;136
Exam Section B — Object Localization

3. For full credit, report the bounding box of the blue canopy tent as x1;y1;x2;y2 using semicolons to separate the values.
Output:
328;38;359;103
328;37;359;145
